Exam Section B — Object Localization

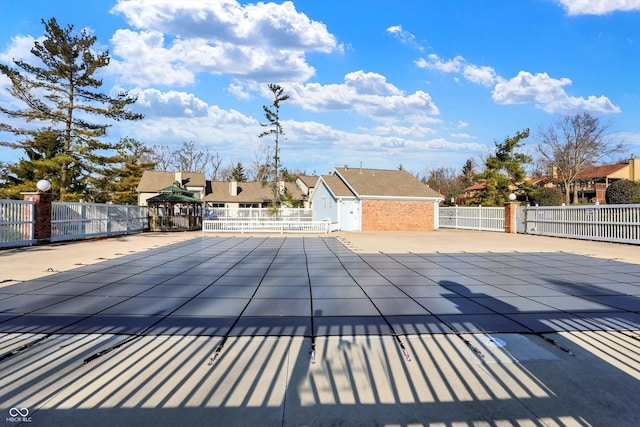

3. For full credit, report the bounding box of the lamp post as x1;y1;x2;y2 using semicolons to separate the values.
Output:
21;179;54;243
36;179;51;192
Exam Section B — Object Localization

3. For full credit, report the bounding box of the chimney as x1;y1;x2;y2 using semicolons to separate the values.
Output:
175;171;183;186
229;181;238;196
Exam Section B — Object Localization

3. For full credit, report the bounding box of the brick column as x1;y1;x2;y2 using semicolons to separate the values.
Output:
504;201;520;234
22;192;54;243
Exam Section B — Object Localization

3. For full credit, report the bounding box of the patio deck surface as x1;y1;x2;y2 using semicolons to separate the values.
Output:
1;236;638;338
0;231;638;426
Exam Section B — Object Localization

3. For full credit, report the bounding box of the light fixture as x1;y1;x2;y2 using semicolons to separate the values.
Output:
508;193;517;201
36;179;51;192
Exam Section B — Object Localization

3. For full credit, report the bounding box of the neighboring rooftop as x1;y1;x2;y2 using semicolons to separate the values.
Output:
137;171;206;192
334;167;443;198
204;181;304;203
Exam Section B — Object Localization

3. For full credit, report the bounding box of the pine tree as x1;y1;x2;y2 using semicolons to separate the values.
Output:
0;129;66;198
229;162;248;182
98;138;156;204
259;84;289;206
472;129;533;206
0;18;143;200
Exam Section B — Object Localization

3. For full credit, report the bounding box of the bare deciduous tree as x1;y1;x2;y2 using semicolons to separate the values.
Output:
208;151;224;181
249;146;273;184
149;145;174;171
536;113;623;204
149;142;222;179
173;141;210;173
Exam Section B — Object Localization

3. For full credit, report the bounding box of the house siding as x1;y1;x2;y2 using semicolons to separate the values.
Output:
311;182;339;222
361;199;435;231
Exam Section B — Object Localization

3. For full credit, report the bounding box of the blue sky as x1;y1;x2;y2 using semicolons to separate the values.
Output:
1;0;640;178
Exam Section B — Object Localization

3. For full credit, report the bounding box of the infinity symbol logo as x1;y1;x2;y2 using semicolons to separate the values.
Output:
9;407;29;417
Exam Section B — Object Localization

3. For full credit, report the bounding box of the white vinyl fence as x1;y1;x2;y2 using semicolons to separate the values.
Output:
203;207;333;234
52;202;148;242
203;219;333;234
524;204;640;244
0;199;35;248
205;207;313;220
438;206;505;232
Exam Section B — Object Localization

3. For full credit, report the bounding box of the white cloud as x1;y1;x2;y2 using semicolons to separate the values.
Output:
451;133;474;138
112;93;261;161
285;121;486;172
285;71;439;121
417;52;620;114
108;29;196;86
109;0;340;85
228;80;251;100
558;0;640;15
364;123;439;138
386;25;423;50
492;71;621;114
416;54;464;73
112;0;339;52
130;88;210;117
416;54;502;87
462;64;503;87
0;35;41;63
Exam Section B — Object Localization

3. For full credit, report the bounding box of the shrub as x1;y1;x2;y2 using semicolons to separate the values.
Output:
605;179;639;204
529;187;564;206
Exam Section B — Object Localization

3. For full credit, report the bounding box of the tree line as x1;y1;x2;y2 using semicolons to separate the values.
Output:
422;112;627;206
0;18;629;206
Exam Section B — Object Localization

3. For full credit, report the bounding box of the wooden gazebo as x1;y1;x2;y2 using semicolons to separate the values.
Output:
147;182;204;231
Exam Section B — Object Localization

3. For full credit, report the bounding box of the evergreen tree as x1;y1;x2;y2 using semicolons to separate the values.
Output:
229;162;248;182
0;129;66;199
259;84;289;206
96;138;155;204
460;158;475;187
0;18;143;200
472;129;533;206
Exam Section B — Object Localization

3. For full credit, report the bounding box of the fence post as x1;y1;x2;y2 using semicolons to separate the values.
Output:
21;192;54;243
504;201;520;234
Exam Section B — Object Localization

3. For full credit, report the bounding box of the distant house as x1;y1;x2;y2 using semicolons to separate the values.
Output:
137;171;207;206
460;182;487;203
203;181;305;209
137;171;307;209
458;157;640;204
295;175;319;208
310;167;443;231
559;156;640;203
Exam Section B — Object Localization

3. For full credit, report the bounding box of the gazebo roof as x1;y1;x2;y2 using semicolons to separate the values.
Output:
147;184;203;204
146;193;203;204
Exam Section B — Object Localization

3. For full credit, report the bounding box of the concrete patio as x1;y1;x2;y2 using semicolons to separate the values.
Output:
0;230;638;426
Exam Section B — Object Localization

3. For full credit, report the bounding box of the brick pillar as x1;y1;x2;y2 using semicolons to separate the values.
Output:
22;192;54;243
504;201;520;234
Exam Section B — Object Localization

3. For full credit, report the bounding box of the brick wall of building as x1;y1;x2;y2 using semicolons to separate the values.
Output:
361;199;435;231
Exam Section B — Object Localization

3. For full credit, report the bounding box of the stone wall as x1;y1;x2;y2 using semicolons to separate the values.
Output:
361;199;435;231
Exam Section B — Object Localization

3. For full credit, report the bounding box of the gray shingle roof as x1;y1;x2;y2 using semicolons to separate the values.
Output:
334;168;443;198
297;175;319;188
137;171;206;192
321;175;356;198
204;181;304;203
